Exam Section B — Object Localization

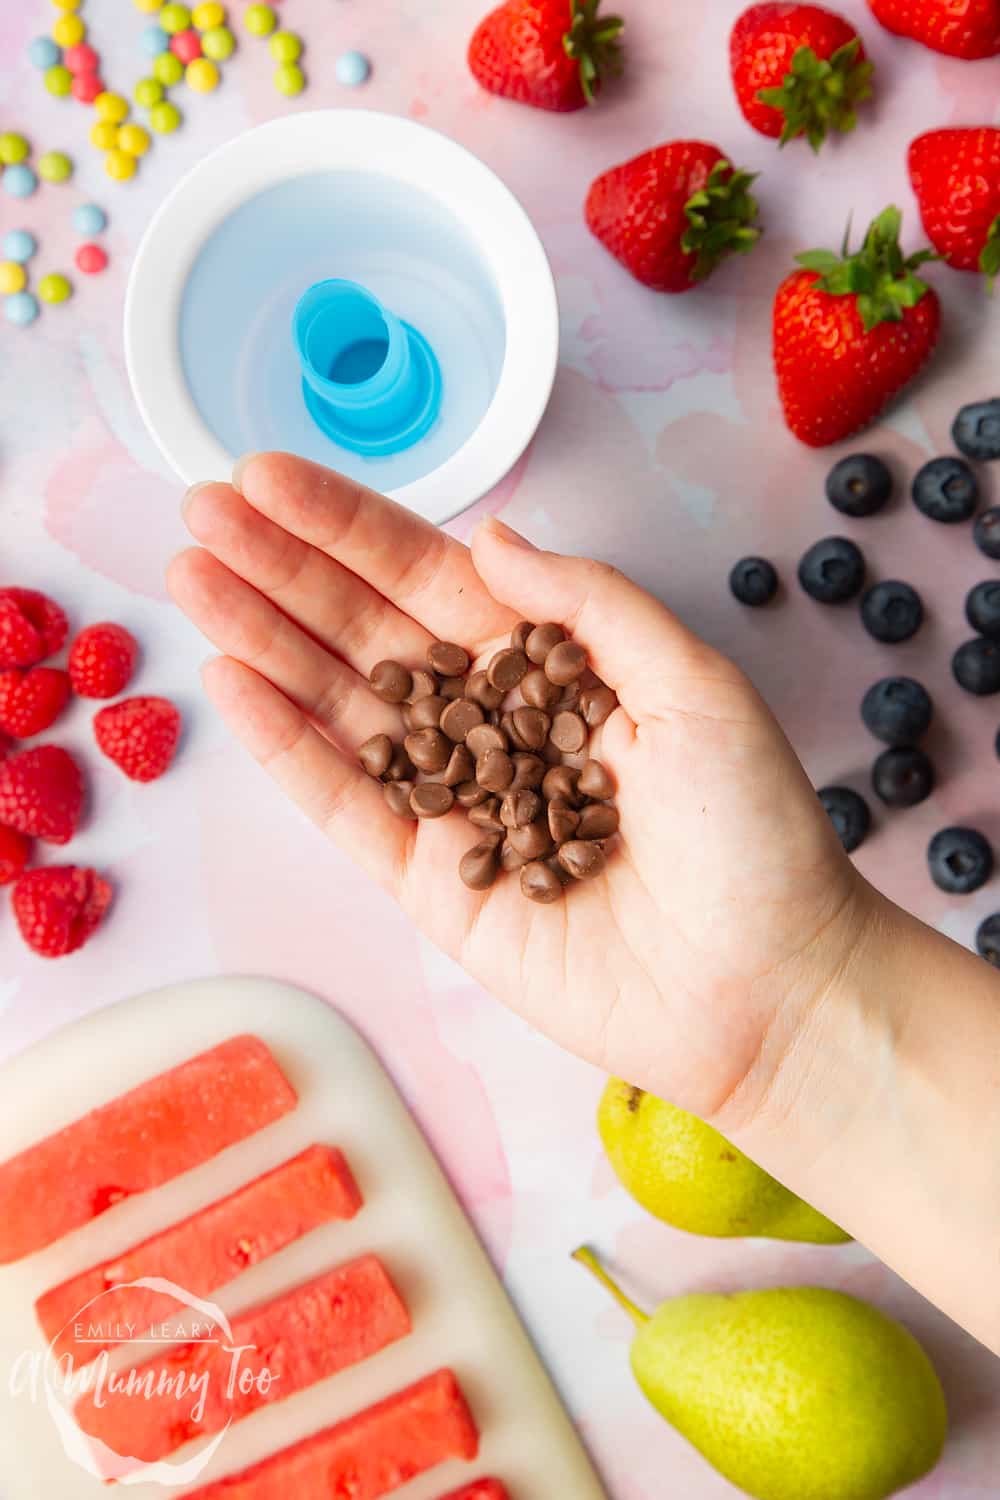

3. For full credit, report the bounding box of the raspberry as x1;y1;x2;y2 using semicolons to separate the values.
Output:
0;826;30;885
94;696;181;782
0;667;71;738
68;622;139;699
12;866;111;958
0;588;68;669
0;745;85;844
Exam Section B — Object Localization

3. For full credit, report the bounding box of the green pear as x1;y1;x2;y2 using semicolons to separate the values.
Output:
598;1078;849;1243
574;1249;947;1500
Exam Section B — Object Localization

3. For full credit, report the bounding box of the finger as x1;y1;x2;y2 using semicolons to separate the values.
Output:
232;452;518;650
470;516;726;720
202;656;413;896
182;482;434;676
168;549;399;752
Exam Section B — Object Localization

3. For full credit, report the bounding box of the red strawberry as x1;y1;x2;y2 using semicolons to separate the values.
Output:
12;866;112;958
68;622;139;699
586;142;762;293
0;745;86;844
867;0;1000;58
0;588;68;669
731;4;873;151
0;668;71;738
0;826;30;886
909;128;1000;281
94;696;181;782
773;207;941;447
468;0;623;112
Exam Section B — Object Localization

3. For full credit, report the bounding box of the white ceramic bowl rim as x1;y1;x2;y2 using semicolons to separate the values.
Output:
124;110;560;523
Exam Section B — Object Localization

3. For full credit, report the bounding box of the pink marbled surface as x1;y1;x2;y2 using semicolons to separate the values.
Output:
2;1;1000;1496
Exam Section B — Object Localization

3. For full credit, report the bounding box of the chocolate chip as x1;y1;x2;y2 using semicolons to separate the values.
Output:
487;647;529;692
384;744;415;782
521;669;561;710
370;660;413;704
359;733;392;778
541;739;564;766
558;839;607;880
401;704;416;733
476;747;515;793
501;789;541;829
501;710;529;751
511;620;535;651
408;694;448;730
428;641;470;677
460;836;502;890
466;723;508;758
526;623;565;664
579;683;618;728
405;728;451;773
465;670;504;710
440;697;485;742
512;706;551;751
548;800;580;844
384;781;416;818
501;838;532;872
411;783;455;819
439;675;466;701
407;669;438;702
456;779;490;808
468;796;505;833
507;818;553;859
549;709;587;754
577;803;619;839
542;765;581;806
544;640;587;686
510;752;545;791
520;861;564;903
441;744;475;787
577;758;615;799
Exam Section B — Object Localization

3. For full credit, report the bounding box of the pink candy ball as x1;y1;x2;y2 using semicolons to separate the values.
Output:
169;29;203;63
75;243;108;275
72;72;104;102
64;43;100;75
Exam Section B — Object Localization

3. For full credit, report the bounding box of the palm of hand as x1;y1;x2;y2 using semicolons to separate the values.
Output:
170;454;861;1121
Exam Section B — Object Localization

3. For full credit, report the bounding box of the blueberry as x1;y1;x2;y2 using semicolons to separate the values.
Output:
818;786;871;853
928;826;993;894
871;746;934;807
952;398;1000;462
952;637;1000;695
861;677;933;745
912;457;979;523
974;507;1000;560
798;537;866;604
860;581;923;644
976;912;1000;965
729;556;778;607
965;581;1000;640
825;454;893;517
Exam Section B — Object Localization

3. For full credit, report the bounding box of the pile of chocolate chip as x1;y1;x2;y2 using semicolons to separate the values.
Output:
359;622;619;903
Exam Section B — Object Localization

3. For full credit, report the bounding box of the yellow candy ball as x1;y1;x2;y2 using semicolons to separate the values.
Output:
52;0;82;10
153;51;184;85
52;13;85;46
104;148;138;181
269;29;301;63
244;3;276;37
201;24;235;59
0;133;30;167
89;120;119;151
132;0;162;11
150;100;182;133
185;57;220;92
192;1;225;28
0;262;27;295
159;3;192;33
273;61;304;95
135;77;165;108
38;273;72;304
38;150;73;183
95;92;129;124
118;123;151;157
44;64;73;96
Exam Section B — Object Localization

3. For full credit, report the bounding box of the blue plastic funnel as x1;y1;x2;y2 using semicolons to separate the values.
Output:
292;278;442;457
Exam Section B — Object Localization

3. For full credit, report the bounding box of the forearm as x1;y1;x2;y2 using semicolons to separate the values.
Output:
717;886;1000;1354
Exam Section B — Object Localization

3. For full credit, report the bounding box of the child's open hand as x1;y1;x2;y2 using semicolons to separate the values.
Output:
169;453;871;1127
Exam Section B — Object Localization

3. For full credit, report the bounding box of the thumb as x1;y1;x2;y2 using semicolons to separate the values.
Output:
471;517;716;719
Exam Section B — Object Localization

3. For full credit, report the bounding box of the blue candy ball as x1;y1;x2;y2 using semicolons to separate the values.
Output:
140;24;170;55
2;164;38;199
28;36;61;70
73;203;108;237
335;50;371;86
2;229;37;264
5;292;40;327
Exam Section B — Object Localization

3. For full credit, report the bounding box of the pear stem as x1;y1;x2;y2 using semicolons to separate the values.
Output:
572;1246;649;1326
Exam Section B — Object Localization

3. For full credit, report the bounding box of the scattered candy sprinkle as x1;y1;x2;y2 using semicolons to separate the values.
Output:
72;73;104;103
140;24;170;56
74;203;107;236
89;120;119;151
244;3;277;38
186;56;220;91
133;0;163;12
274;60;305;94
38;151;74;184
2;165;38;199
150;99;182;132
38;273;72;305
53;0;84;8
28;37;61;70
270;30;301;63
0;134;30;167
0;263;27;296
153;50;184;85
63;42;99;74
160;3;193;34
44;63;74;96
134;75;164;107
171;28;203;63
95;91;129;124
118;123;151;157
52;13;86;48
4;292;40;327
335;50;370;86
3;230;37;263
104;148;137;181
75;243;108;274
201;24;235;59
193;1;225;27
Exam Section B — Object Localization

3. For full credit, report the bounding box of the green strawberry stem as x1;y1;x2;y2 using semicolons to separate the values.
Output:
572;1246;649;1326
563;0;624;105
796;205;936;333
682;161;762;282
980;214;1000;289
758;40;873;153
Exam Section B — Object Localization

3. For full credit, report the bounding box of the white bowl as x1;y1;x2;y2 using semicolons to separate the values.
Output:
124;111;560;525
